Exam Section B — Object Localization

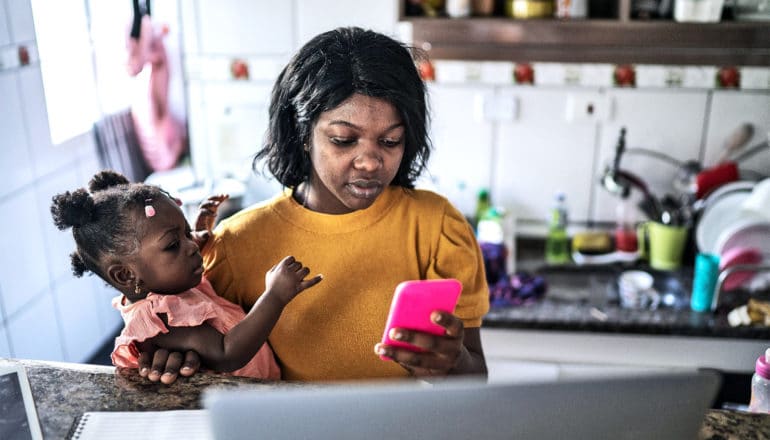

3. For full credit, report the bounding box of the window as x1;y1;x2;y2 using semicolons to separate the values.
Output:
31;0;98;145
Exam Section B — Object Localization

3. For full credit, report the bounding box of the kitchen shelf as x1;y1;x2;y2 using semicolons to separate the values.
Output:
405;17;770;66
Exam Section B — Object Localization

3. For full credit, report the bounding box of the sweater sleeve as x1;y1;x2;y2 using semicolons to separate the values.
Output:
202;232;240;308
427;203;490;328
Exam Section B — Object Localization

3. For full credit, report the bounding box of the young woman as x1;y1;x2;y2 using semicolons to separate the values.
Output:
140;27;490;384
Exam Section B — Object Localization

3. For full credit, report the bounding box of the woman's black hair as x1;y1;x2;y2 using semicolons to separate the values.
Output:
50;170;166;281
254;27;431;189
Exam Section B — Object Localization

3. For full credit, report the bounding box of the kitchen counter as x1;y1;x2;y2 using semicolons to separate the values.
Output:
4;358;768;439
483;263;770;339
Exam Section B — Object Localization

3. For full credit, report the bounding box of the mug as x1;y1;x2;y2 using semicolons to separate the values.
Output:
618;270;660;309
638;222;689;271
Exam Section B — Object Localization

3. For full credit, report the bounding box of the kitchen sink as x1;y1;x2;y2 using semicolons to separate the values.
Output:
532;263;692;310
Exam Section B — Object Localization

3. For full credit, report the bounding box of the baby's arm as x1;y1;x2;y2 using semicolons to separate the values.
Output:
149;256;322;372
191;194;229;250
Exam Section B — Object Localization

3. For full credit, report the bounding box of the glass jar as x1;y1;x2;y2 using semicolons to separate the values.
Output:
505;0;556;18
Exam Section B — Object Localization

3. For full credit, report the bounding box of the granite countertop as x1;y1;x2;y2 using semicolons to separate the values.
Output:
484;251;770;339
4;358;768;439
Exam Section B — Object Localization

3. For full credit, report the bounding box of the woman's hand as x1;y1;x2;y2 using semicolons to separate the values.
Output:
374;311;487;378
137;347;201;384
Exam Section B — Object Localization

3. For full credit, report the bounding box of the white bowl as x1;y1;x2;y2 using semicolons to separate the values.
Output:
696;190;756;254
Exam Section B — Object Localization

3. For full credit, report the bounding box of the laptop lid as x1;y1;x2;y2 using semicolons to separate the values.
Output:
204;370;720;440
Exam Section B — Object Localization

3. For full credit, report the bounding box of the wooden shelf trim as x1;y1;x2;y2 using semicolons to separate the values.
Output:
408;18;770;66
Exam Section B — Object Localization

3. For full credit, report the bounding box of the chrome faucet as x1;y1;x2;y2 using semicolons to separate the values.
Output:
711;263;770;311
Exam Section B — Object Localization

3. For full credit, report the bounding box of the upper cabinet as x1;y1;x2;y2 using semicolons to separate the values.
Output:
401;1;770;66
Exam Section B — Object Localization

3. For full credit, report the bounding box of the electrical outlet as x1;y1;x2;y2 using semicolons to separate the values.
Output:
565;92;612;123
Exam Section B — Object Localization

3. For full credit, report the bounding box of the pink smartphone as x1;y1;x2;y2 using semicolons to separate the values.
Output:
379;278;462;361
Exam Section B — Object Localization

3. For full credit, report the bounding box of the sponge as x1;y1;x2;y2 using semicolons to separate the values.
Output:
572;231;613;255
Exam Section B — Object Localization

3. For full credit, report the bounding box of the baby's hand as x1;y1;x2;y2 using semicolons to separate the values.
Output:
191;194;229;249
265;256;323;305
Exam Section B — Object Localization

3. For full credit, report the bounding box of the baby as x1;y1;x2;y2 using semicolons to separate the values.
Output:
51;170;322;379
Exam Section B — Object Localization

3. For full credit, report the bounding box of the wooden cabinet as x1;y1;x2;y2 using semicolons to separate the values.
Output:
401;1;770;66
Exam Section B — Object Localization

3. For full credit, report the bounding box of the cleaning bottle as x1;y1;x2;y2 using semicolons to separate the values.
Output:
749;348;770;413
475;189;491;230
545;192;570;265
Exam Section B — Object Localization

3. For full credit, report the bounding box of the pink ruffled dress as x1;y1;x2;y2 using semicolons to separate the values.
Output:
111;276;281;379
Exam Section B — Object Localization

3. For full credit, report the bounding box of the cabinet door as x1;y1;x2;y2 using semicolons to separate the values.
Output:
703;91;770;179
592;89;709;223
194;0;292;55
417;84;495;218
493;86;599;231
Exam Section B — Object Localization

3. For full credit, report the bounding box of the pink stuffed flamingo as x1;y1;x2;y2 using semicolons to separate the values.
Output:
126;0;186;172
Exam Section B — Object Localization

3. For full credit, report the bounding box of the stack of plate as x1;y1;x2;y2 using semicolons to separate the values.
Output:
696;179;770;290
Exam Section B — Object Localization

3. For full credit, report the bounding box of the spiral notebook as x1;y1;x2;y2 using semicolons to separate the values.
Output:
67;410;211;440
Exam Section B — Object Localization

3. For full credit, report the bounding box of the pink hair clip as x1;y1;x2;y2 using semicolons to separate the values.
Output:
144;199;156;218
173;197;183;206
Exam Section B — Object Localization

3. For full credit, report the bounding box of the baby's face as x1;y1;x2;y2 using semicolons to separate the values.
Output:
133;197;203;295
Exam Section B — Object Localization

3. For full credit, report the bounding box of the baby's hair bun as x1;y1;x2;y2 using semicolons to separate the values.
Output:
50;189;94;230
89;170;130;192
69;251;89;277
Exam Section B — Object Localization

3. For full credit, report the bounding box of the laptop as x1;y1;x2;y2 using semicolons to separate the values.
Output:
203;369;720;440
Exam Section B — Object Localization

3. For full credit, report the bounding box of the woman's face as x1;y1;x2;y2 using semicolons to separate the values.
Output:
306;94;405;214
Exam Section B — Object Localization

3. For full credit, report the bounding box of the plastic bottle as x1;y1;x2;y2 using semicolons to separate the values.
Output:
614;197;638;253
545;192;570;265
475;189;491;229
749;348;770;413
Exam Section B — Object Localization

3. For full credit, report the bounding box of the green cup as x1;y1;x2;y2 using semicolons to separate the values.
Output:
638;222;689;271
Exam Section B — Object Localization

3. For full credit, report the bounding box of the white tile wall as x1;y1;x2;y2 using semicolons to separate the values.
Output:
0;71;35;197
492;87;600;226
6;0;35;42
419;84;495;216
0;323;10;357
0;0;112;364
53;276;105;362
702;91;770;177
295;0;399;46
194;0;293;56
0;0;10;46
0;187;51;317
7;291;64;361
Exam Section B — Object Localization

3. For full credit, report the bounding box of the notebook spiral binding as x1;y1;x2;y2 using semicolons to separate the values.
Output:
67;413;90;439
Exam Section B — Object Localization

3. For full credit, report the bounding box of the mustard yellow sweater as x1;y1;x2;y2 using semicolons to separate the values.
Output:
203;186;489;381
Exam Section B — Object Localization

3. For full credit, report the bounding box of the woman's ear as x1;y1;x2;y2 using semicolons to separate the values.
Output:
107;264;137;291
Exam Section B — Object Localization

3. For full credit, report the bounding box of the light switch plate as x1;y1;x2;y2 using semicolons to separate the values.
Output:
565;92;612;123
